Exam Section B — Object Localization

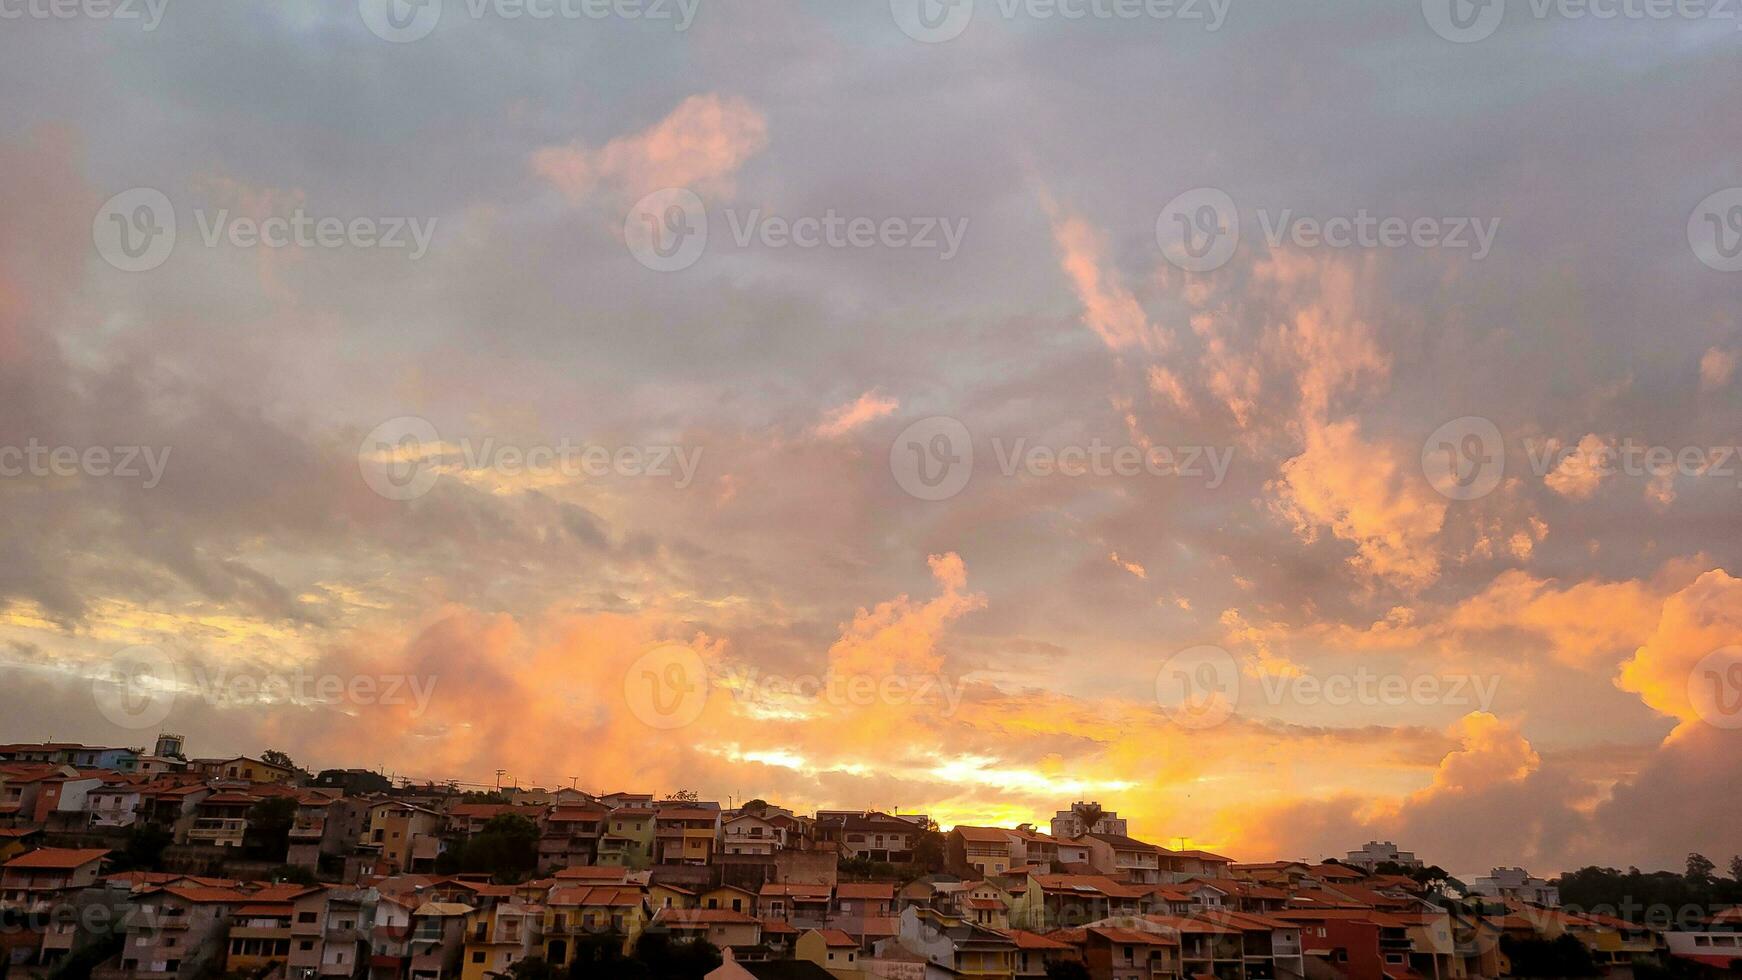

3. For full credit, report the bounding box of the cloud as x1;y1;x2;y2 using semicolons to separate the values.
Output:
531;94;769;205
1271;418;1447;591
1616;568;1742;731
1048;212;1157;353
812;389;899;438
1699;346;1736;392
1543;433;1612;500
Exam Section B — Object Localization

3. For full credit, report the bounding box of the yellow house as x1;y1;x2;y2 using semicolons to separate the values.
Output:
542;884;647;963
701;884;757;915
461;903;544;980
365;801;445;872
649;883;696;911
796;928;864;975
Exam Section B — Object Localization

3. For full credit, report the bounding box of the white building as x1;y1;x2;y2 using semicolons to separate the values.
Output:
1344;841;1422;871
1048;801;1127;840
1469;868;1559;907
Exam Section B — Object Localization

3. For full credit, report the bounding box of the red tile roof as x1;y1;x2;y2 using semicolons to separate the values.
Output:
4;847;109;870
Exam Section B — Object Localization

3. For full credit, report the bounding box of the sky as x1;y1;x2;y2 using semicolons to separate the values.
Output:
1;0;1740;879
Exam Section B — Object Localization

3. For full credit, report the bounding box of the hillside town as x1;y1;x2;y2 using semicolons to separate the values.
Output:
0;736;1736;980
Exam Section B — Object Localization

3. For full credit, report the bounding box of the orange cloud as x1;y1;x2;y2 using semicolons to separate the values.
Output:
1616;568;1742;732
531;94;768;204
1049;213;1157;353
812;389;900;438
1271;418;1447;590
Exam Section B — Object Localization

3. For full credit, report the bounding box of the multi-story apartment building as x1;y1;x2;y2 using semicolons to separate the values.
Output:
1343;842;1422;872
1051;802;1129;840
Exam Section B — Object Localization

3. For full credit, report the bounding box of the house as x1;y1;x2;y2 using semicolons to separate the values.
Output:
1138;915;1246;979
707;946;837;980
0;847;109;911
185;791;258;848
543;883;647;962
285;885;372;980
461;902;544;980
835;882;895;918
1197;909;1307;980
796;928;865;971
598;807;656;868
363;801;446;872
887;905;1018;977
828;812;920;864
110;884;251;980
949;826;1019;877
1007;875;1146;930
722;813;781;856
650;883;698;911
1468;868;1560;907
1006;929;1076;978
444;803;519;837
1063;925;1181;980
655;807;721;865
1276;909;1416;980
704;884;760;914
1156;848;1236;882
1080;834;1165;884
225;897;301;973
408;901;472;980
287;795;370;872
654;907;763;950
539;805;606;868
761;883;833;928
199;755;300;784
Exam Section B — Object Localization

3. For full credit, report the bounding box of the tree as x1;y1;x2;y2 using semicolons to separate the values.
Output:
245;797;299;862
261;750;298;770
667;789;699;803
1500;934;1600;978
495;957;556;980
1730;855;1742;883
912;818;946;874
270;864;319;885
111;825;173;872
439;813;539;881
1688;853;1717;884
1046;961;1093;980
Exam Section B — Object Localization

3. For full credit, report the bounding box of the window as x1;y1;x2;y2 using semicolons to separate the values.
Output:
472;952;486;963
299;912;317;923
300;941;314;951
